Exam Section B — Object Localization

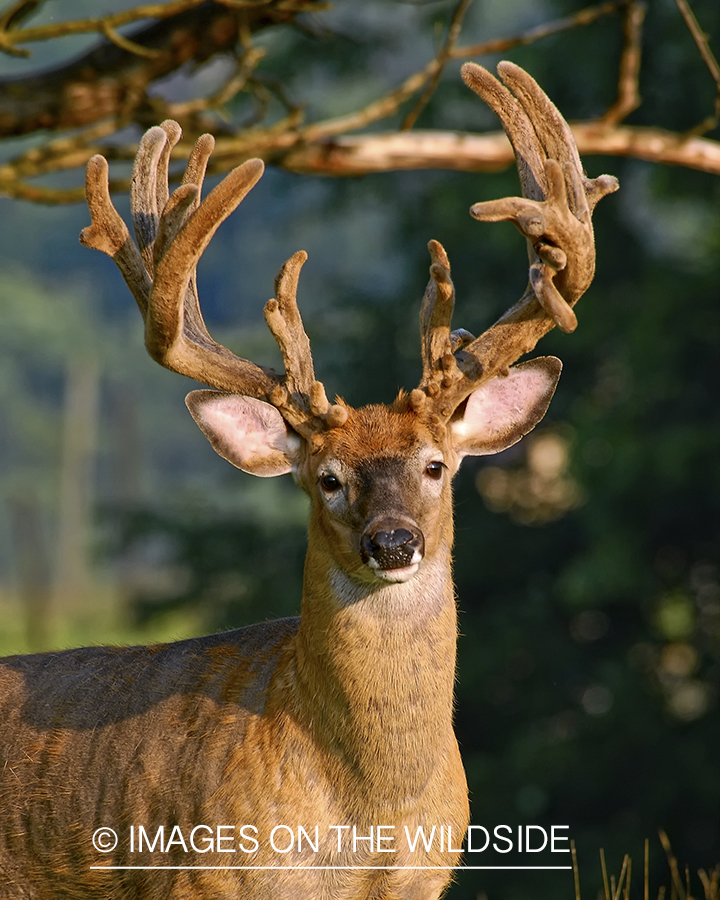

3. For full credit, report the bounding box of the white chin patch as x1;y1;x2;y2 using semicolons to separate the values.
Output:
372;562;420;583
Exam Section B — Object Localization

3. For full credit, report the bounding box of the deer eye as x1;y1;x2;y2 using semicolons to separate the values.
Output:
320;474;342;493
425;461;445;480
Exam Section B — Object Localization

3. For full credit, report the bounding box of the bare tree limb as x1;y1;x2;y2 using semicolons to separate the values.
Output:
278;125;720;177
2;121;718;205
601;0;645;125
674;0;720;134
0;0;717;204
307;1;628;143
0;0;321;136
0;0;295;52
401;0;473;130
448;0;628;61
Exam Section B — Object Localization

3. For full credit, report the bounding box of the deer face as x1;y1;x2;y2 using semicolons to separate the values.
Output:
186;357;561;585
297;404;451;585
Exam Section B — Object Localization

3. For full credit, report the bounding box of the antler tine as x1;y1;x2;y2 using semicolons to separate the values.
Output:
499;62;584;210
411;240;465;421
81;156;151;315
152;125;215;340
461;61;548;202
264;252;347;435
130;125;176;276
419;241;455;385
170;125;214;262
153;121;176;218
496;64;618;216
265;252;315;398
416;62;618;424
148;125;218;362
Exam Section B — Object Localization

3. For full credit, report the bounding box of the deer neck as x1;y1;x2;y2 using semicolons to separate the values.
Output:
291;525;458;806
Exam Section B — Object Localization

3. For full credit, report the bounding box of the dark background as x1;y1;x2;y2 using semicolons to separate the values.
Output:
0;2;718;898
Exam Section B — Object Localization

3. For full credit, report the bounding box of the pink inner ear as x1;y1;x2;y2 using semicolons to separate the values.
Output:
186;391;298;477
465;367;550;428
451;358;561;457
202;395;287;451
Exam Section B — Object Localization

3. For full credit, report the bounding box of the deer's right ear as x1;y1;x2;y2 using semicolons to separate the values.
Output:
186;391;301;477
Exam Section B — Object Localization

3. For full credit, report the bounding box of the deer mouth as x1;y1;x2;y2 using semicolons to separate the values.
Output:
372;561;422;583
360;522;425;581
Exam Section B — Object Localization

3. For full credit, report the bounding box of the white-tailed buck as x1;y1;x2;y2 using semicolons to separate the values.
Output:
0;62;616;899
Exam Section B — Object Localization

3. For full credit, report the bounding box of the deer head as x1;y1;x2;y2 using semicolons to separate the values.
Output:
80;62;617;590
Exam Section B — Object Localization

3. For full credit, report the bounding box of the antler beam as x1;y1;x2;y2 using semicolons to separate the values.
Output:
80;122;343;437
418;61;618;422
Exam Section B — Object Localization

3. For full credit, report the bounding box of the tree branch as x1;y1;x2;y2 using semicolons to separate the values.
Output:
401;0;473;130
2;122;718;205
600;0;645;125
674;0;720;134
0;0;308;52
0;0;718;205
448;0;628;61
278;125;720;177
0;0;320;136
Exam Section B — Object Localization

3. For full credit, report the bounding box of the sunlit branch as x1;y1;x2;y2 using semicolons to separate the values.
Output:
0;0;718;204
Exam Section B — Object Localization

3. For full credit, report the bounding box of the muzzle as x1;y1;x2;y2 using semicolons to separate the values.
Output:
360;520;425;571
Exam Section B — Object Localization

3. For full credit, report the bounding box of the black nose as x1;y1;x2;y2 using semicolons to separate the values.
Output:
360;524;425;570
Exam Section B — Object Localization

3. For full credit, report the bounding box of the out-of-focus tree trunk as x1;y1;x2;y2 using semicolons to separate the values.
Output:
53;356;100;613
8;491;52;651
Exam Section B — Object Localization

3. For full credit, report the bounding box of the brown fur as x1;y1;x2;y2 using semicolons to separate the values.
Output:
5;58;612;894
0;404;469;900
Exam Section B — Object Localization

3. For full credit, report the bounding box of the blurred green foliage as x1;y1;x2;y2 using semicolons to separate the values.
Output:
0;1;718;898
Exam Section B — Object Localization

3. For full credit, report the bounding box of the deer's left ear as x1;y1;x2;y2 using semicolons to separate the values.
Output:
450;357;562;458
